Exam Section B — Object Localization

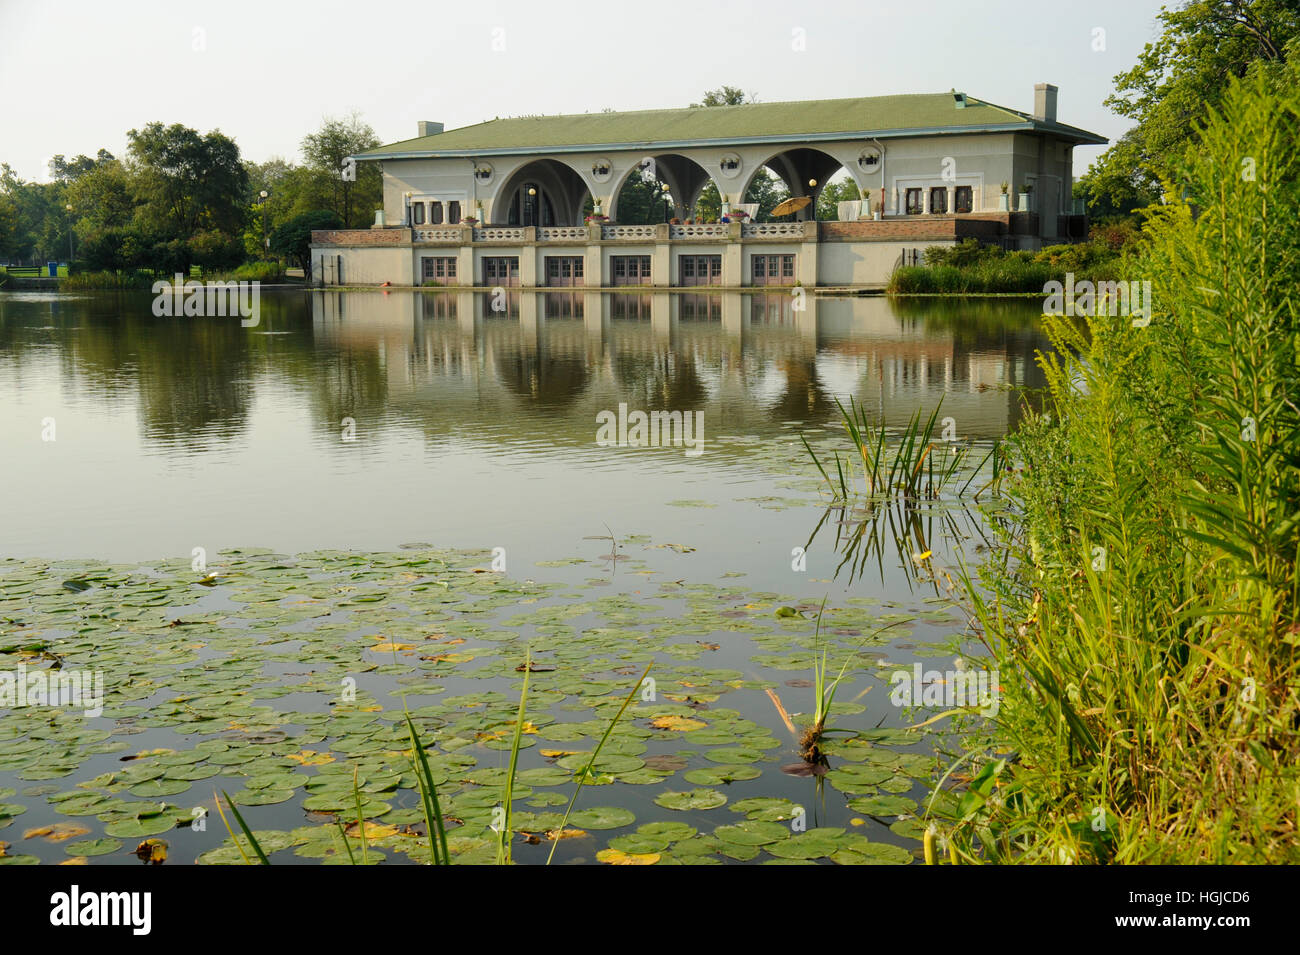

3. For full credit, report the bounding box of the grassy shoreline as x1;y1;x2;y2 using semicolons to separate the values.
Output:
936;73;1300;864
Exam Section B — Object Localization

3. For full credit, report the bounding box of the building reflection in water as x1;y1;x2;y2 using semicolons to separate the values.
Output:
305;289;1045;446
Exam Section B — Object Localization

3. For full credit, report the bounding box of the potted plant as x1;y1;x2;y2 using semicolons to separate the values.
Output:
1018;183;1032;212
461;216;479;226
998;182;1010;212
720;194;732;217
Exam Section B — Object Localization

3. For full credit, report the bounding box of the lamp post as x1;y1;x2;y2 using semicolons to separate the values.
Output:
660;182;670;223
64;204;74;264
258;190;270;257
526;186;537;227
807;179;818;221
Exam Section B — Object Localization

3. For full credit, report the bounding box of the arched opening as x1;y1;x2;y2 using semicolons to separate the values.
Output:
740;147;864;221
608;154;719;224
490;159;592;227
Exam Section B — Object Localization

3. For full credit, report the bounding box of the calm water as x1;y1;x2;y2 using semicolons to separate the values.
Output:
0;289;1047;864
0;289;1043;574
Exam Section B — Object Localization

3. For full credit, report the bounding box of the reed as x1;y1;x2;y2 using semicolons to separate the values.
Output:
939;71;1300;864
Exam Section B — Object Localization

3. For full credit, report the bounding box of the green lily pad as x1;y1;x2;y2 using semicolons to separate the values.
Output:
654;788;727;811
567;806;636;830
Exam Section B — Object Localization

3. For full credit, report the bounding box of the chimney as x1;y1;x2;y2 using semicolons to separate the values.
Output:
1033;84;1057;123
417;121;444;137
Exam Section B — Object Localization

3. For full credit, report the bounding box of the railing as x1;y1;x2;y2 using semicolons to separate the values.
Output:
742;222;805;238
602;224;658;240
473;227;527;241
669;223;729;239
414;228;465;242
537;226;589;242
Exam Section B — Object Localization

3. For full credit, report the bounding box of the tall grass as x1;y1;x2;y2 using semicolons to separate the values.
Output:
802;396;991;503
941;71;1300;864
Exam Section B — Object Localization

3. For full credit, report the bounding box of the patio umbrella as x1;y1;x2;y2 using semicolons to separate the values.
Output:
770;195;812;218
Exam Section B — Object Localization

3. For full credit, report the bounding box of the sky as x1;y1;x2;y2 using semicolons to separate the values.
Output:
0;0;1172;183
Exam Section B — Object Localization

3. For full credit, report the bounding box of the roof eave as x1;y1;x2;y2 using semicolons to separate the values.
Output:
352;121;1104;162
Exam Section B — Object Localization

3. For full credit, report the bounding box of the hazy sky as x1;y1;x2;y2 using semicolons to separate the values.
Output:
1;0;1170;182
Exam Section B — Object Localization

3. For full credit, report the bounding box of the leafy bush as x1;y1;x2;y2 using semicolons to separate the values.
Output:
945;71;1300;864
59;270;154;290
231;261;286;282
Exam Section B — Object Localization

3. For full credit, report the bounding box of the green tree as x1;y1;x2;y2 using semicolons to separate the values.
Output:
66;159;137;240
127;122;249;237
816;174;862;221
270;210;342;279
1085;0;1300;217
301;113;381;229
690;86;757;107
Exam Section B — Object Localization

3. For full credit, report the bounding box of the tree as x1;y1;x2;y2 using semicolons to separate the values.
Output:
127;122;249;237
690;86;758;108
686;86;775;220
816;174;861;220
66;159;137;239
270;210;342;279
1086;0;1300;217
300;113;381;229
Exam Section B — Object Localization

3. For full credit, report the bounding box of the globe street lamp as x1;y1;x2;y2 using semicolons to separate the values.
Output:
258;190;270;256
64;204;75;264
660;182;670;223
808;179;818;221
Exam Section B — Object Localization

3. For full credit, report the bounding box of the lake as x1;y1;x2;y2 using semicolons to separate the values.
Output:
0;288;1046;865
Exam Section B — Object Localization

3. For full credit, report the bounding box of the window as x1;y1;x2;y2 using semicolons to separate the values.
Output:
905;188;922;215
421;257;457;282
430;202;444;225
954;186;973;214
448;201;461;224
930;187;948;214
411;202;426;225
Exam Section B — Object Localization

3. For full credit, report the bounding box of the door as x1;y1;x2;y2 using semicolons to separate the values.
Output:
482;256;519;287
751;254;795;287
611;255;651;286
545;256;584;287
679;255;721;286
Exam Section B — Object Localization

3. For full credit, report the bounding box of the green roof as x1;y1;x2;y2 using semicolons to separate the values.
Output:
358;92;1106;160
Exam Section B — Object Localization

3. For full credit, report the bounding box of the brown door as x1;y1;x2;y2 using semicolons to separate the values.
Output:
680;255;721;286
751;254;794;286
483;256;519;287
545;256;583;287
611;255;651;286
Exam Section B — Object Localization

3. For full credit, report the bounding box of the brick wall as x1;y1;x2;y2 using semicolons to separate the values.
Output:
312;229;411;246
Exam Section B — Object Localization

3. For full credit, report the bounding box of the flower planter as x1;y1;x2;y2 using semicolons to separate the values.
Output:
998;194;1010;212
1018;193;1031;212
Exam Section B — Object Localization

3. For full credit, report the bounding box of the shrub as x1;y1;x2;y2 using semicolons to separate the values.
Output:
947;70;1300;864
59;270;154;290
886;265;935;294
